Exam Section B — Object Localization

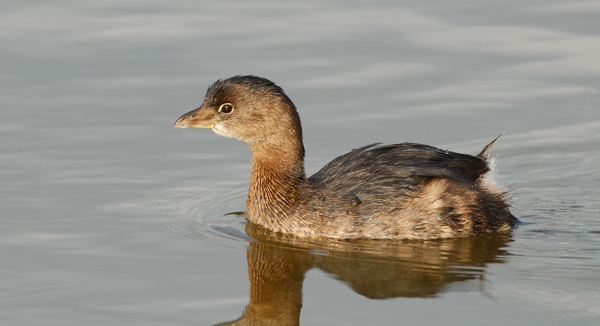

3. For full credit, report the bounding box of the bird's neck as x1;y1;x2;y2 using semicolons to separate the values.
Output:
246;139;306;226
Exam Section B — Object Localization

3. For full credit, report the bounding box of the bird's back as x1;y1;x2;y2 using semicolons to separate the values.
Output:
295;142;517;239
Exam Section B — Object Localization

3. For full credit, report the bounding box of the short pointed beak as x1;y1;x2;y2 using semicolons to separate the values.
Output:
174;108;220;129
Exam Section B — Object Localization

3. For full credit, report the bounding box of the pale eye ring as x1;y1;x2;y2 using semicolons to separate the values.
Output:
219;103;234;114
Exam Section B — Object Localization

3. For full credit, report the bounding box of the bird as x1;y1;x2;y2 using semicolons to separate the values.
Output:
174;75;518;240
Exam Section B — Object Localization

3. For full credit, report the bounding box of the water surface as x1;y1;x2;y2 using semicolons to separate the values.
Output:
1;1;600;325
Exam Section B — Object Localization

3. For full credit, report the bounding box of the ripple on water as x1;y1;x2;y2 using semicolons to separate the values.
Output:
161;183;253;248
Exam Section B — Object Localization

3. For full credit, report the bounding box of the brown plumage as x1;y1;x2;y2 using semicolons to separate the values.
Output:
175;75;518;240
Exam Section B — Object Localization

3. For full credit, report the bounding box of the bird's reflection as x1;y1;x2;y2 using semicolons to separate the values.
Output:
215;221;513;326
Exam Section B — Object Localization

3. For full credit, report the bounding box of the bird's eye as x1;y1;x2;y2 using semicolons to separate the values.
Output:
218;103;234;114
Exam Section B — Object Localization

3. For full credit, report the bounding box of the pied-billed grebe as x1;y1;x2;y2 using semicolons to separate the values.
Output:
175;75;518;240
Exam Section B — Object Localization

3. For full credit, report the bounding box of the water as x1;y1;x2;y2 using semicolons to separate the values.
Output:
1;1;599;325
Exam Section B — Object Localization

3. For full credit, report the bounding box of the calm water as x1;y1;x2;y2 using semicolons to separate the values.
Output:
2;1;600;325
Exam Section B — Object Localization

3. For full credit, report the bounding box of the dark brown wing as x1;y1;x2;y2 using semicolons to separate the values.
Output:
309;142;490;189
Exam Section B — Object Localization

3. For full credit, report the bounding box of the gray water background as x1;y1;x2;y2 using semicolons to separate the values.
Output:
2;1;600;325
